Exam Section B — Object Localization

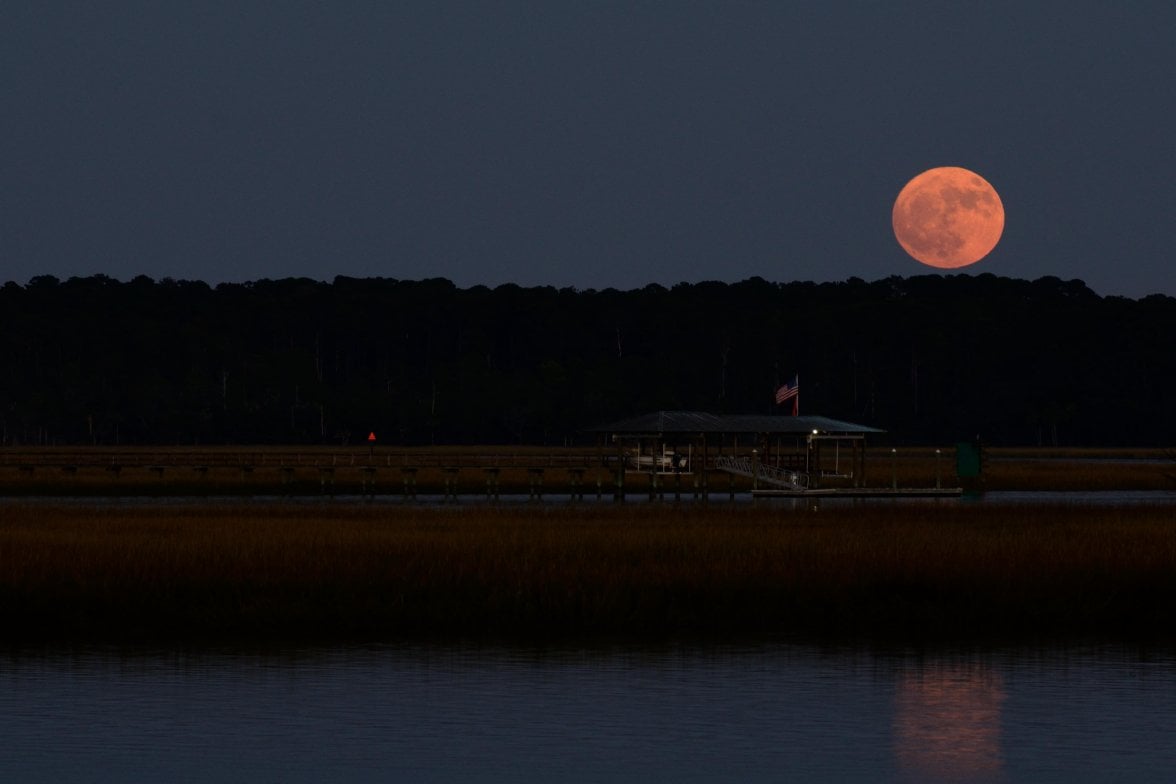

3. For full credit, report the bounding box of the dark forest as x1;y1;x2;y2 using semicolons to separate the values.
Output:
1;273;1172;447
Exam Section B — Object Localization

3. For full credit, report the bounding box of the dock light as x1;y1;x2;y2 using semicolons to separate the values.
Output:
812;429;818;435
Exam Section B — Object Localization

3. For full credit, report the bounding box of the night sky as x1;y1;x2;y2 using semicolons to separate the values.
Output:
3;2;1174;298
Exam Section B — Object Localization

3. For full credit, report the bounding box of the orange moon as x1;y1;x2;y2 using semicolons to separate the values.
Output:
892;166;1005;269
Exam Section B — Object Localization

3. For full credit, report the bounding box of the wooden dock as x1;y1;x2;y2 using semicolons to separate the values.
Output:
751;487;963;499
0;446;966;500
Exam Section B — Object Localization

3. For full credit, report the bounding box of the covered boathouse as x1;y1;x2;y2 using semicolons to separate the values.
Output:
587;410;885;492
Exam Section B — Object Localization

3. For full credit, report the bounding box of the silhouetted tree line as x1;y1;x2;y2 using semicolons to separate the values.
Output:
1;273;1173;447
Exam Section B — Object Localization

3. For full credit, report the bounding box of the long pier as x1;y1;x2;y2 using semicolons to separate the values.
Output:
0;447;962;500
0;451;674;500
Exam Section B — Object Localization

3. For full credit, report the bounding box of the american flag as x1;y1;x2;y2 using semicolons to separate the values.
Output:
775;376;798;407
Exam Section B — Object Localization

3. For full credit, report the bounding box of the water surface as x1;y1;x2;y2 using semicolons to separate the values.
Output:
3;642;1174;783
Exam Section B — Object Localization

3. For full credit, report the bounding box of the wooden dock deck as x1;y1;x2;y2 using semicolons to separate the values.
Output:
0;446;968;500
751;487;963;499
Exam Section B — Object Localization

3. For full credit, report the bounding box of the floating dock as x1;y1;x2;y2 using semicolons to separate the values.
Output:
751;487;963;499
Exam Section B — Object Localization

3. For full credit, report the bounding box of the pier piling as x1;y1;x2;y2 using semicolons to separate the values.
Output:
401;467;418;501
484;467;500;501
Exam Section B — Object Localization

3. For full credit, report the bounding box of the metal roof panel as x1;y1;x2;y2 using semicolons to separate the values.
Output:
587;411;884;435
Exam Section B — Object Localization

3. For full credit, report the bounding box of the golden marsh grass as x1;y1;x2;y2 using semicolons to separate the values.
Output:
3;502;1175;642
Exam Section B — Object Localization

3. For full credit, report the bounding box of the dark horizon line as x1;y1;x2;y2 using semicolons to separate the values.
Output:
6;271;1171;301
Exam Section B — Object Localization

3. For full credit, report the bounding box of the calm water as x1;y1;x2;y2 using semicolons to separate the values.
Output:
3;641;1175;783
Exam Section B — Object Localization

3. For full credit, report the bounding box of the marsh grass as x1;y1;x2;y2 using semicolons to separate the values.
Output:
982;458;1174;491
3;502;1175;643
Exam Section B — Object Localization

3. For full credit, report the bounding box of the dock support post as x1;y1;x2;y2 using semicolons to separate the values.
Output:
701;435;709;502
568;468;584;501
484;468;500;501
528;468;544;501
614;442;625;502
442;467;459;503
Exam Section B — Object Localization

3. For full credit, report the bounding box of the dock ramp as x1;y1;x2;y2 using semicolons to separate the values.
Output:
714;455;808;490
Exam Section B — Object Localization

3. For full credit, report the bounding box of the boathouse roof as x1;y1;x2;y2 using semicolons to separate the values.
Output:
587;410;884;437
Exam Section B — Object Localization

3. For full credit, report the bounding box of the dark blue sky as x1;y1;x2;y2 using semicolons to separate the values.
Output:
3;2;1174;297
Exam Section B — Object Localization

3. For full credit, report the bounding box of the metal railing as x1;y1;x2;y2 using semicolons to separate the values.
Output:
713;455;808;489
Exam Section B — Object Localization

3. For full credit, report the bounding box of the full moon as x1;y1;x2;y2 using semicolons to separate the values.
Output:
892;166;1005;269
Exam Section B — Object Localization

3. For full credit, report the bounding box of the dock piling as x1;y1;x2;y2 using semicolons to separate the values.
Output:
401;467;418;501
360;466;376;498
484;467;500;501
568;467;585;501
442;467;460;503
318;466;335;496
527;468;545;501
